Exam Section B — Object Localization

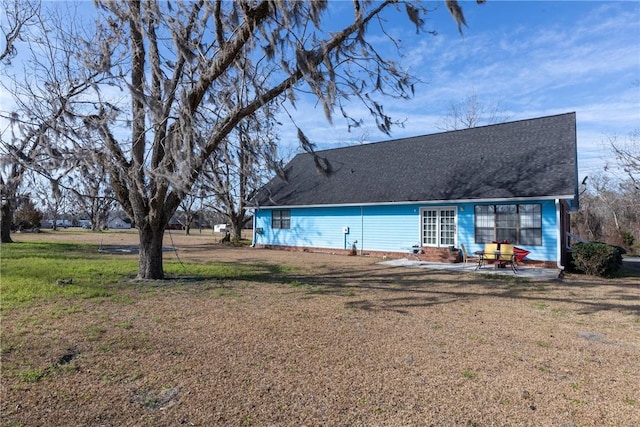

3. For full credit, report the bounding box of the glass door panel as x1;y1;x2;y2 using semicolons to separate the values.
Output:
422;208;456;247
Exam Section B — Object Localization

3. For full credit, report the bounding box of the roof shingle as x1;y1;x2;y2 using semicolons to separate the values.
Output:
254;112;578;207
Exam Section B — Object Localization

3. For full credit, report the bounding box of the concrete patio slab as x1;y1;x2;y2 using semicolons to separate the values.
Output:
379;258;561;280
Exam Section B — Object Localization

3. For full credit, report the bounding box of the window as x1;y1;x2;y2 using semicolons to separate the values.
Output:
474;204;541;245
271;209;290;229
422;208;456;247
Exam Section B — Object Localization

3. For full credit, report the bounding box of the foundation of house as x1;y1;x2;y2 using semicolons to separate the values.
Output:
255;244;558;268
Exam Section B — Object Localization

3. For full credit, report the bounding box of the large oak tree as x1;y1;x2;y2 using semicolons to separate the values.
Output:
3;0;480;278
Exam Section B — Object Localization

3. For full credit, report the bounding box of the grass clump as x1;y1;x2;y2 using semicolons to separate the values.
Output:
16;368;47;383
461;369;477;380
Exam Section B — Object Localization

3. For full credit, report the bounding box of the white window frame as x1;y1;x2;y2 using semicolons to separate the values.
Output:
420;207;457;248
474;203;542;245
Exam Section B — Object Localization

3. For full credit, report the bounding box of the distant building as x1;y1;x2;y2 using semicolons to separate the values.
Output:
165;217;184;230
214;224;228;233
107;217;132;229
41;219;72;229
78;219;92;229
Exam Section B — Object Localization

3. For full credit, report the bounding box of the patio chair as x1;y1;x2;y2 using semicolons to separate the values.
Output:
483;243;499;261
460;243;477;267
497;243;517;273
476;242;499;270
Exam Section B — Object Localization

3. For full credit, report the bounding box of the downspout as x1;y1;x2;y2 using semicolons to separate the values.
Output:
555;199;564;270
360;206;364;256
251;208;257;247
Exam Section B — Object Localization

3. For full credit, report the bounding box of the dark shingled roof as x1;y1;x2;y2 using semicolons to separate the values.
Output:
253;112;578;207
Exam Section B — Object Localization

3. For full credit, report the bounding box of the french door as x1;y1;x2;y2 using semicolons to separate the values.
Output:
421;208;456;247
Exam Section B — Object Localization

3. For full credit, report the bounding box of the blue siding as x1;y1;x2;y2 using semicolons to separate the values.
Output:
255;205;422;253
457;203;477;252
361;205;422;252
539;200;560;261
254;199;561;262
456;200;559;262
255;206;363;250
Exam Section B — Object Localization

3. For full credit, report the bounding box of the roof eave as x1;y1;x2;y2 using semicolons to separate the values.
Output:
251;194;577;210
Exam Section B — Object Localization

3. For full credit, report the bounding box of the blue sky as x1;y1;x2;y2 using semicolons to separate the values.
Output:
2;1;638;185
284;1;640;184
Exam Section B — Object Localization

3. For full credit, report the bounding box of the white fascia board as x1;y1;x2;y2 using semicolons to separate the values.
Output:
253;194;576;210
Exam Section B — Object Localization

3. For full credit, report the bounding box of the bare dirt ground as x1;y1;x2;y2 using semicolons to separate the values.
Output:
2;229;639;426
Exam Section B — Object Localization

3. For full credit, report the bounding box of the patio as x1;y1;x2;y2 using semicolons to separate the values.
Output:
379;258;562;280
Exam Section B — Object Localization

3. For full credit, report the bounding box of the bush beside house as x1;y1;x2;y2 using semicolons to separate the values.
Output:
570;242;626;277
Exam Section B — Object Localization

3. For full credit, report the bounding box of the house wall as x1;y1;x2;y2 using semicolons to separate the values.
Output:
254;199;561;263
457;200;558;262
255;206;420;252
255;205;423;253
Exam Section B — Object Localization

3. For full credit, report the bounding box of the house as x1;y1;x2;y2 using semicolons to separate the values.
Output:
41;219;72;229
251;113;578;268
107;216;132;229
214;224;228;233
165;217;184;230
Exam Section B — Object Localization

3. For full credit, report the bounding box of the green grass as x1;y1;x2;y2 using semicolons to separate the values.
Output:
1;242;135;308
16;368;47;383
0;241;292;310
532;301;549;310
461;369;477;380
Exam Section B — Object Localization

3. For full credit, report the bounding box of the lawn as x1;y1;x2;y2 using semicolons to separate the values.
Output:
1;230;639;426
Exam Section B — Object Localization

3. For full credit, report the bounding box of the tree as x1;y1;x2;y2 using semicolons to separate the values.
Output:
196;48;282;242
4;1;481;279
571;173;640;253
1;2;104;242
571;194;603;242
65;163;115;231
0;118;24;242
435;91;511;131
178;191;199;236
28;174;69;231
608;129;640;190
0;0;40;242
574;127;640;252
0;0;40;64
201;84;281;241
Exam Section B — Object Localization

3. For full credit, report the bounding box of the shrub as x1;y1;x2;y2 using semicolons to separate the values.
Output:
621;231;635;249
13;200;42;230
571;242;625;277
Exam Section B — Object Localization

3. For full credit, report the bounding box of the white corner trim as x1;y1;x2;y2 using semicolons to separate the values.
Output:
555;199;564;270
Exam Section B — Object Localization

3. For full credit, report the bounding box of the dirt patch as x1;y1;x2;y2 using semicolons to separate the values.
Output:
2;229;639;426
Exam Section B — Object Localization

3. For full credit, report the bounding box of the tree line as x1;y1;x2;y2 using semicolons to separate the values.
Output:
571;129;640;254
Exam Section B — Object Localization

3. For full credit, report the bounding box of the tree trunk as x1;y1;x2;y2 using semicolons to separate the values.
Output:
230;222;242;241
138;224;165;279
1;201;13;243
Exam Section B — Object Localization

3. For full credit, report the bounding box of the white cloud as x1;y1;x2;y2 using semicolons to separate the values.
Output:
282;1;639;182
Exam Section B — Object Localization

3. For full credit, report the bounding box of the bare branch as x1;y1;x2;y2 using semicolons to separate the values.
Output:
0;0;40;64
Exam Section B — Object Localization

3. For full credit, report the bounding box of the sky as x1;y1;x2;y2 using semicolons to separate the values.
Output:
282;1;640;185
1;0;639;187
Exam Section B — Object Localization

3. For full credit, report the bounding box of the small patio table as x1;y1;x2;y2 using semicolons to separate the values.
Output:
474;250;499;270
474;244;518;273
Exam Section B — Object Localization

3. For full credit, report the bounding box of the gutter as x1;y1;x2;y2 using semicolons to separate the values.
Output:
259;194;575;210
361;206;364;256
